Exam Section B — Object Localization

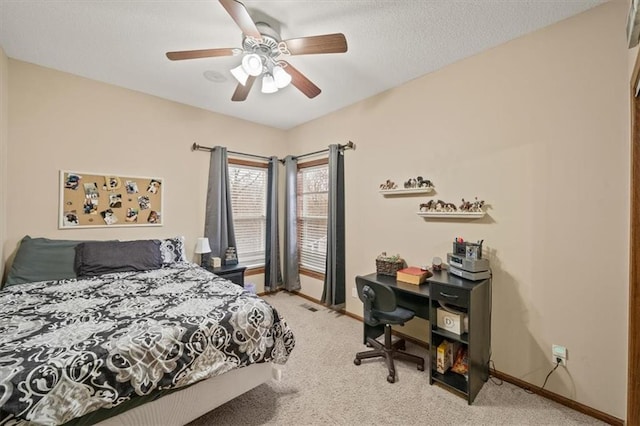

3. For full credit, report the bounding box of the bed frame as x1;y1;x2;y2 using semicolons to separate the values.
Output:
97;363;278;426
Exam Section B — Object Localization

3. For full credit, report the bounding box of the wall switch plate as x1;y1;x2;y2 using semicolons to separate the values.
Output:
352;288;358;298
552;344;567;366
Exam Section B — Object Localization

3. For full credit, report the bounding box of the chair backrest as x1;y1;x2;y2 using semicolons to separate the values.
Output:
355;276;397;326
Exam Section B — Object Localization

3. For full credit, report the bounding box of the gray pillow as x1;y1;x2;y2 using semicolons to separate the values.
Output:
4;236;83;286
75;240;162;277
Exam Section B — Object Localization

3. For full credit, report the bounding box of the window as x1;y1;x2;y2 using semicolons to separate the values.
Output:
297;160;329;275
228;160;268;267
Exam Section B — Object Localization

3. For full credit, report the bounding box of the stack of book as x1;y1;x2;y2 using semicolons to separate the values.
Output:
396;266;431;285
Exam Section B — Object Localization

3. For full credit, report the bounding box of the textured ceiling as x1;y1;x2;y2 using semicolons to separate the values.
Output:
0;0;605;129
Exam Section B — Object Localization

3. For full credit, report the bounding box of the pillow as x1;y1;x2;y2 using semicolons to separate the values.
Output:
75;240;162;277
5;236;83;286
159;236;186;264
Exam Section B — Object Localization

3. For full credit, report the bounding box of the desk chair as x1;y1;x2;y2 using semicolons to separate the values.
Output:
353;276;425;383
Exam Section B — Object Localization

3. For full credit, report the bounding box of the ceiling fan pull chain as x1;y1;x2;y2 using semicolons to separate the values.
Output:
277;41;291;56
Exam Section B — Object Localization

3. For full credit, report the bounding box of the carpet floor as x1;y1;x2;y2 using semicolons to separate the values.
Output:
188;292;605;425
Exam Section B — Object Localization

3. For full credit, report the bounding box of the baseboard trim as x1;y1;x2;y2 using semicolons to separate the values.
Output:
490;369;623;426
278;289;622;425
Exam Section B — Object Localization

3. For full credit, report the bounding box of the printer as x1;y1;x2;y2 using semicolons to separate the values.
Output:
447;240;490;281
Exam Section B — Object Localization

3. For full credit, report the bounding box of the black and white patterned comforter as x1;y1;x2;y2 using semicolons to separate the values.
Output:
0;263;295;425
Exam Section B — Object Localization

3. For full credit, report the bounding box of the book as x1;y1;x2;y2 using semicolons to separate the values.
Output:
451;346;469;376
436;340;451;374
396;266;432;285
436;340;460;374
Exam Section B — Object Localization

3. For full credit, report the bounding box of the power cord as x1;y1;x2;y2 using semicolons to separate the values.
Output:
485;268;561;393
488;359;503;385
541;358;562;390
521;358;562;394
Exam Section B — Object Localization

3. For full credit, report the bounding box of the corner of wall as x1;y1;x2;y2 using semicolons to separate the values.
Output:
0;46;8;281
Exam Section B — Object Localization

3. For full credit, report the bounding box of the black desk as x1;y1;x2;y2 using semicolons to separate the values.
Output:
357;270;491;404
359;270;480;338
359;272;431;343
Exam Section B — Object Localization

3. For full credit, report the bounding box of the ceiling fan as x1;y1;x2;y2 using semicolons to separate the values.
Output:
166;0;348;101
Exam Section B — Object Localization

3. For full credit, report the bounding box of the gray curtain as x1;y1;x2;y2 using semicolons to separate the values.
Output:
322;144;345;308
264;156;282;291
283;155;301;291
204;146;236;259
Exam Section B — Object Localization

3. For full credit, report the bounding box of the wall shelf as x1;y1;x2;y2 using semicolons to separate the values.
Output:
417;211;485;219
380;187;434;196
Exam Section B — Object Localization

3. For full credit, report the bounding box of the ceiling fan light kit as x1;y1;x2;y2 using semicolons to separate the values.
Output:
241;53;263;77
261;74;278;94
273;65;292;89
233;50;292;93
230;65;249;86
166;0;348;102
232;48;293;94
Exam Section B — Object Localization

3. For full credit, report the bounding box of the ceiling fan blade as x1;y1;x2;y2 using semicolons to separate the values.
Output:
219;0;262;40
282;33;347;56
231;75;257;102
281;61;321;99
166;48;238;61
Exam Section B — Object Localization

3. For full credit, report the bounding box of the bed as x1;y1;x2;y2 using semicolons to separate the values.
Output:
0;236;295;426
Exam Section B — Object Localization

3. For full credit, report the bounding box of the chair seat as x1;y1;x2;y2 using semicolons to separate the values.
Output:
372;305;414;325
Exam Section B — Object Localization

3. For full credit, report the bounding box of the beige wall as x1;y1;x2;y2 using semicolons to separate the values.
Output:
287;2;629;419
5;60;287;292
0;47;7;281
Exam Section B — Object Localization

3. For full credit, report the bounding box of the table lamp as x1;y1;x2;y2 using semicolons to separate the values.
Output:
194;237;211;267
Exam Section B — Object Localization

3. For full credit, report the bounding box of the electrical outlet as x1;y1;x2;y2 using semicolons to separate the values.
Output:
352;288;358;298
552;344;567;366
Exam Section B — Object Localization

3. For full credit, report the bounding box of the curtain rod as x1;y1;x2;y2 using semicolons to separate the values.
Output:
191;140;356;162
191;143;272;161
293;141;356;161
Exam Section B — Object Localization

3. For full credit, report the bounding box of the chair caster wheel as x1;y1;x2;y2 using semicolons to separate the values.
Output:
387;375;395;383
354;358;361;366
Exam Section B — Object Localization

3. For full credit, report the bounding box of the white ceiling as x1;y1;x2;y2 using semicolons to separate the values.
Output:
0;0;606;130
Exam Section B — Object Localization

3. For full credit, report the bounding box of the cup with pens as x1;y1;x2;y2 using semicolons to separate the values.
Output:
453;237;483;259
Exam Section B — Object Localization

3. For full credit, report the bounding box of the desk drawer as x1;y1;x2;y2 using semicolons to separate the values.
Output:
431;283;469;308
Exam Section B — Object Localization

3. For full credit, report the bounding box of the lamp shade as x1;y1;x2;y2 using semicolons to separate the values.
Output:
194;237;211;254
242;53;263;76
230;65;249;86
272;65;292;89
261;74;278;94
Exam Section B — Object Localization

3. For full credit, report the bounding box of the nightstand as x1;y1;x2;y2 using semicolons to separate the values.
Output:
207;264;246;287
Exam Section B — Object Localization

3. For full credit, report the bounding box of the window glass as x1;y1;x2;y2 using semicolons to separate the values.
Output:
228;163;267;267
297;163;328;273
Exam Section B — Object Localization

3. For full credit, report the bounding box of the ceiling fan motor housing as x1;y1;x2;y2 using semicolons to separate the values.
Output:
242;22;282;60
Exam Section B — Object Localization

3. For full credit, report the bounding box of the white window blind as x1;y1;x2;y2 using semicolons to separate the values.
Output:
297;164;328;273
228;164;267;267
